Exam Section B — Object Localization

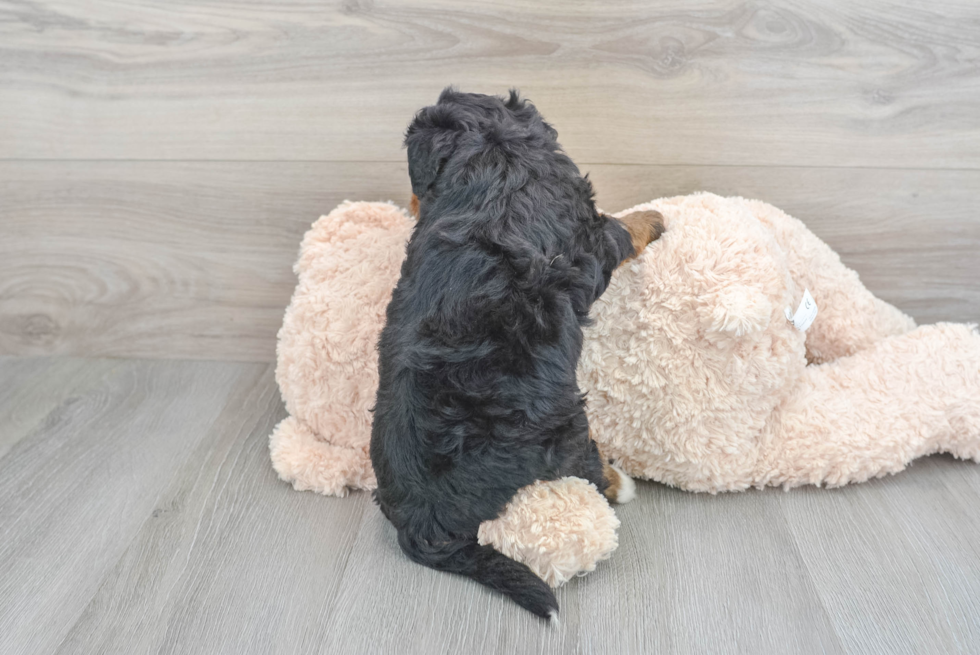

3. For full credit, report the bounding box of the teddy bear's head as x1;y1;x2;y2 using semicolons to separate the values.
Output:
579;193;809;491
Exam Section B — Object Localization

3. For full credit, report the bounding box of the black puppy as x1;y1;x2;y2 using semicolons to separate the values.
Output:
370;88;662;620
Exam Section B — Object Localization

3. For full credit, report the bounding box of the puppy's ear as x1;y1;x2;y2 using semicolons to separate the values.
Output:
405;119;457;199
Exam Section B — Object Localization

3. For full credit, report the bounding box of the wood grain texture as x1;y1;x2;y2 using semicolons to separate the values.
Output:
0;357;265;655
1;0;978;361
0;356;112;459
778;455;980;653
1;0;979;168
1;161;977;361
575;486;844;655
0;160;407;360
55;366;370;655
3;358;980;654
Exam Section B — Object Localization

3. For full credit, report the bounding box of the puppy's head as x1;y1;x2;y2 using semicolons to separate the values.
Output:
404;87;557;214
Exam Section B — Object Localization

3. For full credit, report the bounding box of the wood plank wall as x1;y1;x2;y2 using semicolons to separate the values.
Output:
2;0;978;361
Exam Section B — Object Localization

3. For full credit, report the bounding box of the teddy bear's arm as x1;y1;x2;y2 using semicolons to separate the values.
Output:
745;200;916;363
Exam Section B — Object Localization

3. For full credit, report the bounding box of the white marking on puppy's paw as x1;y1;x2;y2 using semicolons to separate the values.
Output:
610;464;636;504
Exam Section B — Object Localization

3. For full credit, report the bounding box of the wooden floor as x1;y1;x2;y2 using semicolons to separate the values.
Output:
3;0;980;653
2;356;980;654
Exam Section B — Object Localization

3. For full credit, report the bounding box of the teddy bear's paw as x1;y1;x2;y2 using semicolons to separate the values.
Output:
268;416;376;496
477;477;620;587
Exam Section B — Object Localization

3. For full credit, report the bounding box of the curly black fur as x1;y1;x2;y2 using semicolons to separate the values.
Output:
370;88;636;619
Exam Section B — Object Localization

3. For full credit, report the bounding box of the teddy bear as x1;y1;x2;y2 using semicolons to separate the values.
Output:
269;193;980;585
580;192;980;492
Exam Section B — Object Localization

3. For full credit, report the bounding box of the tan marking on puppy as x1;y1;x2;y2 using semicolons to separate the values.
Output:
409;193;420;218
601;459;621;501
614;209;665;264
602;459;636;504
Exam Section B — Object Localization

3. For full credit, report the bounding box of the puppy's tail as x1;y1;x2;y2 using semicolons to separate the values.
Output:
397;530;558;620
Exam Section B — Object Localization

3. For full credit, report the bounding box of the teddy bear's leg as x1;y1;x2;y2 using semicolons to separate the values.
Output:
268;416;376;496
745;199;916;363
755;323;980;489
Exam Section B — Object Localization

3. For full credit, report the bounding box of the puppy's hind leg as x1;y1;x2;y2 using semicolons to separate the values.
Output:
581;428;637;504
601;459;637;504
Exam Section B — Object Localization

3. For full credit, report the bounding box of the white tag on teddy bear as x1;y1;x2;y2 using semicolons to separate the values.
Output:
785;288;818;331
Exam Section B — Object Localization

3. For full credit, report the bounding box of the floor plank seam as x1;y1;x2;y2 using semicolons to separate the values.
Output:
47;364;271;654
776;496;849;654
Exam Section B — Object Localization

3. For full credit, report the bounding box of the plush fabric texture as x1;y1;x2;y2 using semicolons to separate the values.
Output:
476;477;620;587
271;200;409;496
583;193;979;491
269;192;980;580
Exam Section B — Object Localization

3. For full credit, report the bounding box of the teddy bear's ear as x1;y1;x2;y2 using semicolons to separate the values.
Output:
700;286;773;337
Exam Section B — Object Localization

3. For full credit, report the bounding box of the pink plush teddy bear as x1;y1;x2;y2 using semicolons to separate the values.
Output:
270;193;980;584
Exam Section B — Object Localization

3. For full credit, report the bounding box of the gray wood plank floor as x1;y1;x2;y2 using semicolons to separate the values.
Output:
2;356;979;655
